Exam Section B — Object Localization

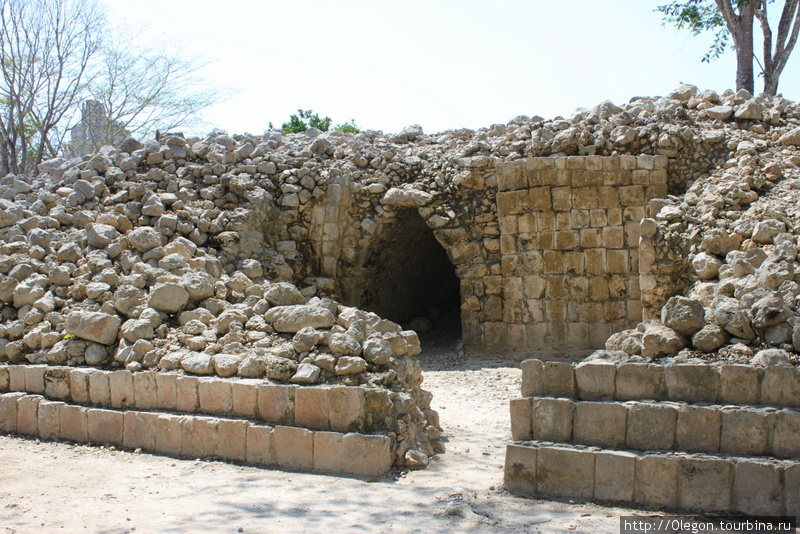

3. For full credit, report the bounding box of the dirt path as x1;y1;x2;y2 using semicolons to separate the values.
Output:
0;344;638;534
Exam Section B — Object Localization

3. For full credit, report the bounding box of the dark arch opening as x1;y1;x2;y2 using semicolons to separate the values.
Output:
353;209;462;340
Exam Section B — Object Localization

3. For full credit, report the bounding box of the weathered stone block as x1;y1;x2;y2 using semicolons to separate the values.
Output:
175;376;199;412
16;394;41;435
181;416;219;459
329;386;365;433
733;461;784;516
510;397;533;441
245;424;275;466
504;444;537;495
616;363;666;400
0;392;25;431
0;366;8;392
676;405;721;453
231;380;259;418
69;369;92;404
719;364;761;405
257;384;294;425
531;398;574;442
87;408;124;446
720;408;768;455
155;373;177;411
665;364;720;403
536;446;595;500
198;378;233;415
626;402;677;450
313;431;344;474
24;366;46;394
217;419;248;462
123;411;157;451
37;400;63;440
573;401;627;448
761;367;800;407
273;425;313;471
341;433;392;477
595;451;636;502
154;414;185;457
109;370;134;409
785;463;800;519
8;365;26;392
88;370;111;406
59;404;88;443
295;387;330;430
44;368;71;401
521;359;543;397
575;361;616;400
772;409;800;458
133;372;158;410
677;457;733;512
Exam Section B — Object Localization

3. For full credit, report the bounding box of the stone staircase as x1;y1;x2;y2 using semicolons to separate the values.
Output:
504;358;800;515
0;364;393;477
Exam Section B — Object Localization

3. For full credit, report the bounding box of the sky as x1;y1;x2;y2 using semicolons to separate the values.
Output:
104;0;800;137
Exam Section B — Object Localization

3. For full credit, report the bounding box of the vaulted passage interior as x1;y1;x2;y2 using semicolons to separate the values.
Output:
349;209;461;336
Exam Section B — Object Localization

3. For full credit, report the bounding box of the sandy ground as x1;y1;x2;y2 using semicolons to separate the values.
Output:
0;341;651;534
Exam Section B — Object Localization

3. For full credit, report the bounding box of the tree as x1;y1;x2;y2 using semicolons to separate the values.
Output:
281;109;360;134
0;0;104;174
658;1;800;95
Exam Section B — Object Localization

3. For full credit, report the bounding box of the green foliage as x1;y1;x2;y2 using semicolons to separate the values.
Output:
281;109;360;134
63;334;76;340
333;119;360;134
656;1;731;62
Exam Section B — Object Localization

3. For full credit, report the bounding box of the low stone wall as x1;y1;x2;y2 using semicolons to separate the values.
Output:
505;358;800;514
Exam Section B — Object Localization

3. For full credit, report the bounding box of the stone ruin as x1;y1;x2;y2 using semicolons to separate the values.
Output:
3;82;800;509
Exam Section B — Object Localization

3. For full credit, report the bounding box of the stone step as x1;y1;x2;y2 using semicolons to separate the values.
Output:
0;364;392;434
511;396;800;459
504;440;800;516
522;358;800;408
0;392;393;478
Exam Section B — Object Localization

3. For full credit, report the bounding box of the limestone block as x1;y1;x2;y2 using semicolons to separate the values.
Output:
295;387;330;430
313;431;344;474
273;425;313;471
329;386;365;433
198;378;233;415
532;398;574;442
181;416;219;459
509;398;533;441
69;369;92;404
8;365;25;391
109;370;134;409
521;359;542;397
785;463;800;519
217;419;248;462
245;424;275;466
720;408;768;455
59;404;88;443
536;446;595;500
175;376;199;412
16;394;41;435
88;371;111;406
504;444;537;496
154;414;186;457
575;361;616;400
626;402;677;450
231;380;259;418
87;408;124;447
719;364;761;405
155;373;177;410
123;411;157;451
616;363;666;400
37;400;63;440
133;372;158;410
0;366;8;392
733;461;784;515
573;401;627;448
595;451;636;502
772;409;800;458
676;405;721;453
341;433;393;477
677;457;733;512
0;392;25;431
665;364;720;403
24;365;46;394
44;368;71;401
761;367;800;407
257;384;294;425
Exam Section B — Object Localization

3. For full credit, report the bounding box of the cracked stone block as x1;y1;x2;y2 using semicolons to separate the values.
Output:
16;394;41;435
181;416;219;459
69;369;92;404
257;384;294;425
133;372;158;410
575;361;616;400
329;386;365;433
88;371;111;406
109;371;134;409
341;433;392;477
504;444;537;496
155;373;177;411
59;404;88;443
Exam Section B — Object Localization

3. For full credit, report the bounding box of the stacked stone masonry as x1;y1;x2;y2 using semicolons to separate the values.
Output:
0;364;393;477
504;358;800;514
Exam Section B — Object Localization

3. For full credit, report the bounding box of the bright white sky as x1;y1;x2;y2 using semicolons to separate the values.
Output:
104;0;800;136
